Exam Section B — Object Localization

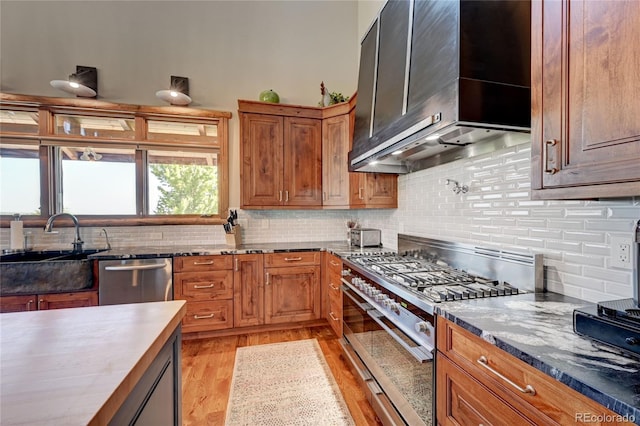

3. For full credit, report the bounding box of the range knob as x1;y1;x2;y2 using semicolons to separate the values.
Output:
415;321;433;336
388;302;400;314
375;293;387;302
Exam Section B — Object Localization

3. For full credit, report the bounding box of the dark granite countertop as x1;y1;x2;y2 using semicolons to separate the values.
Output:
436;292;640;423
86;241;394;260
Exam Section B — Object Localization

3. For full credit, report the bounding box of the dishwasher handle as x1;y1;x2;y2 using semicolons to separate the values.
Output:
104;263;167;272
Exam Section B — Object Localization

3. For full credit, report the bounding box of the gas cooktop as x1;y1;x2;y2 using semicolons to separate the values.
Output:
348;253;521;303
345;235;543;307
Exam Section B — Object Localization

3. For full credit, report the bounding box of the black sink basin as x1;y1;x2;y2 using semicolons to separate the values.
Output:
0;249;106;296
0;249;106;263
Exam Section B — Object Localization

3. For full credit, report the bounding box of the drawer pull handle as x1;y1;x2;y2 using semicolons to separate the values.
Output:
265;272;270;286
329;283;340;291
330;261;340;267
477;356;536;395
193;260;214;265
284;257;303;262
329;312;339;321
235;258;239;272
544;139;559;174
193;313;215;320
193;283;215;289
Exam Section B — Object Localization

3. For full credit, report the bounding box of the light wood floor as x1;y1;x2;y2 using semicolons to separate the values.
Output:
181;325;382;426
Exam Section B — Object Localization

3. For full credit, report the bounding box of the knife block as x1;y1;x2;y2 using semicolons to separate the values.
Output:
225;225;242;248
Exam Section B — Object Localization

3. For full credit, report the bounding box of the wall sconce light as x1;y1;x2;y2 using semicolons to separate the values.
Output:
50;66;98;98
445;179;469;194
80;147;102;161
156;76;192;106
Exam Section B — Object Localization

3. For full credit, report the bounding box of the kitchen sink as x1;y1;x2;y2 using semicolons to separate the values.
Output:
0;249;106;263
0;249;106;296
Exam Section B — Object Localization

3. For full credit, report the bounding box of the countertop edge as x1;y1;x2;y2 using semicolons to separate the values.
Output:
90;300;186;425
436;307;640;422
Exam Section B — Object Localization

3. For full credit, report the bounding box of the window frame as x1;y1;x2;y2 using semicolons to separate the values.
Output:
0;93;230;227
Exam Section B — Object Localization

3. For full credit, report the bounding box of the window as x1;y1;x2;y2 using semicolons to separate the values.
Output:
0;142;41;216
59;145;137;215
148;149;219;216
0;94;230;225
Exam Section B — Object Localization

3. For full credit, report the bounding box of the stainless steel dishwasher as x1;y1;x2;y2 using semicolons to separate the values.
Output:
98;257;173;305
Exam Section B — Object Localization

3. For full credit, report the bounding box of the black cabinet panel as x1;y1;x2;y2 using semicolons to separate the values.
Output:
373;0;411;135
353;22;378;151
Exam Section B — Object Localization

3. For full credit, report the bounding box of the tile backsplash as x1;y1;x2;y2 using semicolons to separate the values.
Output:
356;142;639;303
2;142;637;303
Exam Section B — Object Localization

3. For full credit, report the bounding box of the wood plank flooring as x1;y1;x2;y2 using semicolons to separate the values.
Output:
181;325;382;426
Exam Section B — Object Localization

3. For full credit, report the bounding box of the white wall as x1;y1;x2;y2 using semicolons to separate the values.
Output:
0;0;360;208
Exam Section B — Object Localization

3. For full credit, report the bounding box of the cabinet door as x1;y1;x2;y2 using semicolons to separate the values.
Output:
532;0;640;198
437;354;535;426
39;291;98;310
283;117;322;206
265;265;320;324
350;172;397;208
241;113;284;207
233;254;264;327
0;294;36;312
322;114;350;206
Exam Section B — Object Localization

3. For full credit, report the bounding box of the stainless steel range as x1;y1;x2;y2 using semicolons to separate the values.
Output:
340;234;542;426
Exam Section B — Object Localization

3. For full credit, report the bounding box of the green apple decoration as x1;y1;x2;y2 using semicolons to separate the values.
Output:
259;89;280;103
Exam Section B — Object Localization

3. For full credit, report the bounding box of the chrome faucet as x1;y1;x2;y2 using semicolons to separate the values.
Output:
44;213;84;252
101;228;112;250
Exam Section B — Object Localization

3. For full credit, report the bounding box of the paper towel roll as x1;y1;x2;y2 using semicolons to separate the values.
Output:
10;220;24;250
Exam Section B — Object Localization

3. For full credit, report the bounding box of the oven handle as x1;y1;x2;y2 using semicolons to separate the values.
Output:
367;310;433;363
342;285;372;312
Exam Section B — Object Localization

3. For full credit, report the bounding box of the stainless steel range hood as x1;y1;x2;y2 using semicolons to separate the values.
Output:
349;0;531;174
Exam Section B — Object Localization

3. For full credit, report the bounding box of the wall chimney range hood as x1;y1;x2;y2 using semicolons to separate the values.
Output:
349;0;532;174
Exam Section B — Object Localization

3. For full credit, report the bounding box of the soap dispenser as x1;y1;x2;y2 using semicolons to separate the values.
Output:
10;213;24;250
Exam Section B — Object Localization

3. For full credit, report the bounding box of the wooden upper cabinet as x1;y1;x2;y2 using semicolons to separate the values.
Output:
322;114;351;206
531;0;640;199
240;113;285;207
283;117;322;206
239;103;321;208
350;173;398;208
239;99;397;210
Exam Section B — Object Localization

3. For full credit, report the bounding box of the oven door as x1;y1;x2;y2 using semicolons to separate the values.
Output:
342;285;434;426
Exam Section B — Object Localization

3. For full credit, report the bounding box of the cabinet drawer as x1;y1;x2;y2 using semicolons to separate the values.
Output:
437;354;535;426
264;251;320;267
326;254;343;275
182;300;233;332
173;255;233;272
174;270;233;301
437;318;627;425
327;271;342;303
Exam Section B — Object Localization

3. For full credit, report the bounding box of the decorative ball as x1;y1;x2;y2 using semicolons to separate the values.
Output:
259;89;280;103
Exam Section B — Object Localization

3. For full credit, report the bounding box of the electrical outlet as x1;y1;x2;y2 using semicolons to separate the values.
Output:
611;236;632;269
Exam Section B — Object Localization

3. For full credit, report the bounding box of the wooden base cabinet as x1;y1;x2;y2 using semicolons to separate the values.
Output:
323;252;343;337
173;255;234;333
0;291;98;313
233;253;264;327
531;0;640;199
436;318;633;425
264;252;321;324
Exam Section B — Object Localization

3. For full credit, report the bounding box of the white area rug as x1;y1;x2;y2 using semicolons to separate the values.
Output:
225;339;355;426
